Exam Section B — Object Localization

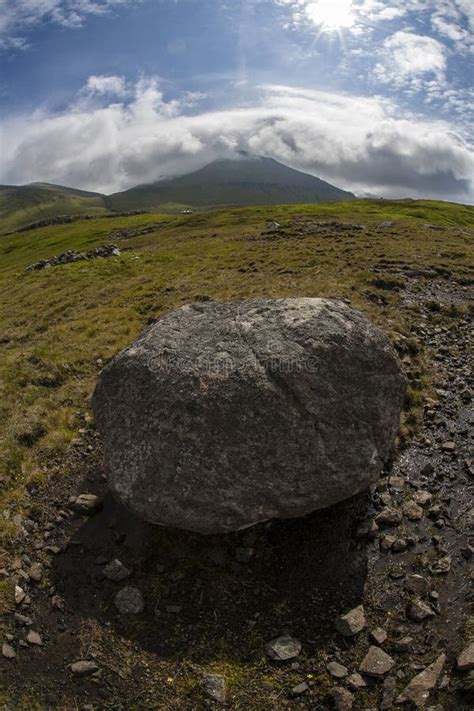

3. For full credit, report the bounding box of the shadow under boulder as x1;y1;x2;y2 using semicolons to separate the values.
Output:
51;487;370;664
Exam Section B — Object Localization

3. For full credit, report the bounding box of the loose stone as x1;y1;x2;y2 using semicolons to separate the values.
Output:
359;646;395;678
202;673;226;703
114;586;144;614
265;635;302;661
457;643;474;672
70;660;99;676
396;654;446;707
335;605;366;636
327;661;348;678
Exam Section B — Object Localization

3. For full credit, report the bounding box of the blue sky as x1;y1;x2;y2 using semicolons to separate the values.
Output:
0;1;473;201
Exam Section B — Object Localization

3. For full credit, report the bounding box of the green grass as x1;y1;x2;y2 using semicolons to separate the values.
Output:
0;199;473;545
0;183;108;234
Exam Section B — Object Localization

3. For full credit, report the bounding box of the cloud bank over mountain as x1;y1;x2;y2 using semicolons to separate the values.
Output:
1;78;472;201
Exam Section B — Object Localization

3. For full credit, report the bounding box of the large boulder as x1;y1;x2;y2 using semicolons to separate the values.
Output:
92;298;405;533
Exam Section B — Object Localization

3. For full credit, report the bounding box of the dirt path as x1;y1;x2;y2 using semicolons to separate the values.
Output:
1;275;472;710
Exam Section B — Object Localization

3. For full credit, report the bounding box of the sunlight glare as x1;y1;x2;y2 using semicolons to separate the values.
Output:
305;0;356;31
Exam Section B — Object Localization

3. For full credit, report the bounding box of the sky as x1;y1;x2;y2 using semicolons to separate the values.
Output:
0;0;473;201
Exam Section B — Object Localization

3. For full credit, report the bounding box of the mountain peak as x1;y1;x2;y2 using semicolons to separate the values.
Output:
106;154;355;211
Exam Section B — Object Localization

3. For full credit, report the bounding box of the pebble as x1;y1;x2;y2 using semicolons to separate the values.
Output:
14;585;26;606
457;643;474;672
346;672;366;691
103;559;131;582
290;682;309;697
407;599;436;622
327;661;348;678
202;673;226;703
380;534;396;552
370;627;388;646
71;494;101;515
359;646;395;678
335;605;366;636
440;441;456;452
380;675;397;710
26;630;42;646
396;654;446;707
28;563;43;582
405;574;430;596
413;490;433;507
375;507;403;527
403;500;424;521
265;635;301;661
330;686;354;710
430;556;451;575
70;660;99;676
2;642;16;659
114;587;144;614
14;613;33;626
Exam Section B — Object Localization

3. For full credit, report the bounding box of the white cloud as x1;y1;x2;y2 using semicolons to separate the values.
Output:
0;0;131;49
382;31;446;77
83;74;128;96
1;78;472;202
373;31;449;95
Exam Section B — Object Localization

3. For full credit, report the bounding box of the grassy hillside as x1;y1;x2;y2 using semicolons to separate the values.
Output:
1;198;472;524
0;198;473;708
106;155;355;211
0;183;108;234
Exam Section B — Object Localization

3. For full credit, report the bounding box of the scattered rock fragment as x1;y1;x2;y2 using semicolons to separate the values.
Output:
327;661;348;678
346;672;366;691
380;534;397;552
371;627;388;646
430;556;451;575
202;673;226;703
114;587;144;614
26;630;42;646
376;507;403;527
2;642;16;659
403;500;424;521
440;441;456;453
380;675;397;710
330;686;354;710
14;585;26;606
103;559;131;582
28;563;43;582
457;643;474;672
396;654;446;707
413;490;433;507
27;244;121;272
359;646;395;678
265;635;301;661
290;682;309;697
335;605;366;636
405;575;430;596
71;494;101;515
70;660;99;676
51;595;64;610
407;599;436;622
14;613;33;626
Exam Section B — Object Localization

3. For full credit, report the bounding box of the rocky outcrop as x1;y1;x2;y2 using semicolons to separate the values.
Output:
26;244;120;271
93;298;405;533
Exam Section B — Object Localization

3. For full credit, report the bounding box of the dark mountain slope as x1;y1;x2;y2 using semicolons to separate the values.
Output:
106;154;355;210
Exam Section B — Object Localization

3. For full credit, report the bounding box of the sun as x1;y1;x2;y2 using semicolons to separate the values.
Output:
305;0;356;32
